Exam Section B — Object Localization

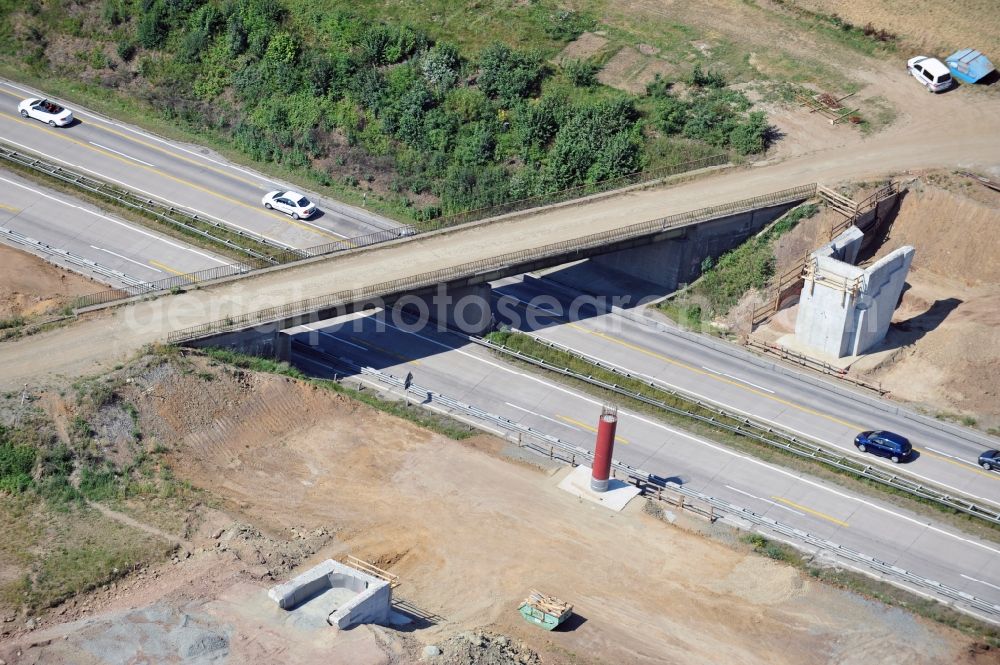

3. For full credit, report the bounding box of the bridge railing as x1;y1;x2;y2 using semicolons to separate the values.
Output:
167;183;817;344
72;226;408;309
0;137;725;310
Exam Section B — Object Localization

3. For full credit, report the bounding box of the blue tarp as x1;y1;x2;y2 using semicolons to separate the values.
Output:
945;49;995;83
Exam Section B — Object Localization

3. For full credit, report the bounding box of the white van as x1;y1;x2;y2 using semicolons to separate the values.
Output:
907;56;953;93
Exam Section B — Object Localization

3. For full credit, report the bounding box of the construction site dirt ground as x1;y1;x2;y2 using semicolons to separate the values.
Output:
2;355;996;665
749;173;1000;429
0;244;97;321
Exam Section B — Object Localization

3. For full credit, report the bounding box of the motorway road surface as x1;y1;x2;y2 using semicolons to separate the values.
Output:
0;79;403;251
0;169;228;288
489;274;1000;507
0;72;996;400
283;308;1000;619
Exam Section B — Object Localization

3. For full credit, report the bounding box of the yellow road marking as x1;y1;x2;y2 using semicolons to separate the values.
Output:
356;339;421;366
772;496;850;527
558;414;630;444
149;259;196;280
0;87;266;187
919;448;1000;481
513;302;998;488
518;299;864;431
0;202;19;212
5;112;349;243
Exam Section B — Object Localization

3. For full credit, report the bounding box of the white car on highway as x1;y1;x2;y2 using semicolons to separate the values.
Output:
18;97;74;126
261;190;317;220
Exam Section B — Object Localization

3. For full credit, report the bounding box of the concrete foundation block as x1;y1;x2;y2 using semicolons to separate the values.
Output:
268;559;392;630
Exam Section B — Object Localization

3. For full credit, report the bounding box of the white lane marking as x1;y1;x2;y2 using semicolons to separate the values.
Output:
299;324;366;350
926;447;981;468
521;329;1000;508
356;316;1000;558
90;245;162;271
1;79;276;187
504;402;581;430
961;574;1000;593
295;353;510;439
724;485;806;516
702;365;775;393
0;135;298;251
89;141;154;167
0;175;227;264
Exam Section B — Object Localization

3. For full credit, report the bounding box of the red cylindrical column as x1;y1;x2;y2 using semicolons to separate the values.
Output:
591;406;618;492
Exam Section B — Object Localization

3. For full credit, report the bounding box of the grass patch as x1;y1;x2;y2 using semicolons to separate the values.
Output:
858;95;897;136
769;1;898;56
200;348;306;380
660;202;818;328
0;315;26;330
739;532;1000;647
484;330;1000;542
24;506;173;611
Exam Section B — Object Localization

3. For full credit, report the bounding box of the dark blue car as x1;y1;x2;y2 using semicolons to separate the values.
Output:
854;430;912;464
979;450;1000;471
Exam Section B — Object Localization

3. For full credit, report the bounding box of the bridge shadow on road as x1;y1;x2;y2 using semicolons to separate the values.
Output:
287;262;675;380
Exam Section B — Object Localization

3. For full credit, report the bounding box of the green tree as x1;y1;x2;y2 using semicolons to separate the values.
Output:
729;111;769;155
137;0;170;49
421;43;460;96
545;97;642;189
478;42;542;102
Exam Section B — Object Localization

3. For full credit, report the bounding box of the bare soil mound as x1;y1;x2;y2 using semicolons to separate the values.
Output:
0;244;97;320
848;180;1000;424
871;182;1000;284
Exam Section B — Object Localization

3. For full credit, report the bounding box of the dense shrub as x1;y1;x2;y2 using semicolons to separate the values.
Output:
653;83;768;155
0;426;36;494
689;63;726;88
136;0;170;49
2;0;769;221
546;98;643;188
542;10;595;41
420;43;460;96
360;23;426;66
478;42;543;102
729;110;768;155
563;58;599;87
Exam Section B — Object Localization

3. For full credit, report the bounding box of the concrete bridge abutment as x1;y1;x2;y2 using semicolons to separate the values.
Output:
588;201;802;291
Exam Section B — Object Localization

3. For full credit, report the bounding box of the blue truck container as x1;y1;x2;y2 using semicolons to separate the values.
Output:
945;49;996;84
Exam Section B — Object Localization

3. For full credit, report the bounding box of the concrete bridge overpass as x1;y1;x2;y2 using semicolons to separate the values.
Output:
165;184;814;355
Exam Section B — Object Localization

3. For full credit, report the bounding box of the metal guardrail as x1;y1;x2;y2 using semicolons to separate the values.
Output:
0;143;290;261
675;484;1000;619
291;343;1000;621
168;184;817;344
474;334;1000;527
2;140;725;309
78;157;725;308
0;225;146;288
73;225;409;309
745;338;885;394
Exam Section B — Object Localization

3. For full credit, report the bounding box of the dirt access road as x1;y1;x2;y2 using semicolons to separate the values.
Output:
1;52;997;390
